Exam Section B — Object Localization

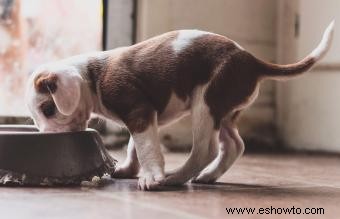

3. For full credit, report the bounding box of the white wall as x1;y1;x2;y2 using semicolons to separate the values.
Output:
277;0;340;152
106;0;134;49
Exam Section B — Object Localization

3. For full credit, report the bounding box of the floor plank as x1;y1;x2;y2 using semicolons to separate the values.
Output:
0;150;339;219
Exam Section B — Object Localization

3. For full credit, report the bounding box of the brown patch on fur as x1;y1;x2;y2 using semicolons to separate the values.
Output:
87;31;319;133
205;49;260;128
90;32;213;133
87;57;110;94
34;74;58;94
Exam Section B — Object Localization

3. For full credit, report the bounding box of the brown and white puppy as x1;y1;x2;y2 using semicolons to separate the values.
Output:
26;21;334;190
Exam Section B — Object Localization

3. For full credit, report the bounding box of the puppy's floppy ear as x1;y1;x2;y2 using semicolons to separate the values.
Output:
34;70;82;116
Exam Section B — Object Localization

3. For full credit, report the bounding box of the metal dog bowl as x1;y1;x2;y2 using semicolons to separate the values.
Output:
0;125;116;186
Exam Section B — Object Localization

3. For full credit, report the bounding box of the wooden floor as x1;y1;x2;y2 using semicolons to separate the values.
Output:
1;149;340;219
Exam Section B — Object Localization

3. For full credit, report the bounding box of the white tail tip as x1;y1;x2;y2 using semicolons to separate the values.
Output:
310;20;335;59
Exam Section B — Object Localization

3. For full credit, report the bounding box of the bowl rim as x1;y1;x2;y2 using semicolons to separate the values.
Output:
0;125;98;136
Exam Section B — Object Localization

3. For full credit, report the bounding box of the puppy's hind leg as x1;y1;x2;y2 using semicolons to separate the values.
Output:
206;131;220;163
165;131;219;177
163;87;215;186
192;119;244;184
111;136;140;178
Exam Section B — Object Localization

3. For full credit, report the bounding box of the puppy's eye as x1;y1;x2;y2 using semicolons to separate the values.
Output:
40;101;56;118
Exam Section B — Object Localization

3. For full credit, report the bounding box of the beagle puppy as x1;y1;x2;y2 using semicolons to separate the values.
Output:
26;21;334;190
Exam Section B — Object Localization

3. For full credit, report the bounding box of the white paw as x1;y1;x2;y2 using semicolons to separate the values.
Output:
191;174;217;184
191;169;219;184
138;172;164;191
112;164;139;179
162;173;188;186
164;169;177;177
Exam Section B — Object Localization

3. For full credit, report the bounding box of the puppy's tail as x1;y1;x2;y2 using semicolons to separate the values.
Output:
257;20;335;80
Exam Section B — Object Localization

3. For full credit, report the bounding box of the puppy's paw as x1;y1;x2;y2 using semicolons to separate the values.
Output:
112;165;139;179
191;172;218;184
162;174;187;186
164;169;177;177
138;173;164;191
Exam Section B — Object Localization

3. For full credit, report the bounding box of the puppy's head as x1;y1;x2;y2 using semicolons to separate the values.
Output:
26;65;92;132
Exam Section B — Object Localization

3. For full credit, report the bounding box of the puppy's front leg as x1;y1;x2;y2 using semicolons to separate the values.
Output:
130;113;165;190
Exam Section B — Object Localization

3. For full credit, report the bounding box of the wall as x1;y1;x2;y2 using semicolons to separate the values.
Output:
105;0;134;49
136;0;278;149
277;0;340;152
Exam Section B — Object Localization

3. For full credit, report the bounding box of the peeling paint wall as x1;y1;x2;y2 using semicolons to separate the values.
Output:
0;0;102;116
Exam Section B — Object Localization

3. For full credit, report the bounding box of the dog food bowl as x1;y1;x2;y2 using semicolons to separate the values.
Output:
0;125;117;186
